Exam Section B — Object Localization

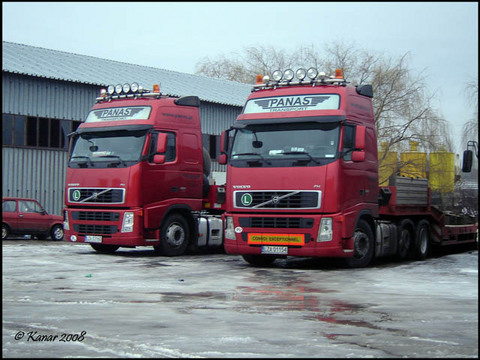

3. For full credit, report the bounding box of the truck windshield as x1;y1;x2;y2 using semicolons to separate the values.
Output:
69;129;148;168
230;122;340;167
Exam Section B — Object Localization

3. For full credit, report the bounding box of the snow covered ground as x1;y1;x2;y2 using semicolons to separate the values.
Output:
2;240;478;358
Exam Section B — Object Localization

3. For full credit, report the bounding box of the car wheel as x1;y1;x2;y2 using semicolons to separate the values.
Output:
2;224;9;240
50;225;64;241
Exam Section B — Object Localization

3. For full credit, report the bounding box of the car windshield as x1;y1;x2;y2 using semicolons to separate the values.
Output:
230;122;340;167
69;129;148;168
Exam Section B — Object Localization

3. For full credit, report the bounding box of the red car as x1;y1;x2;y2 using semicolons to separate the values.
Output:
2;197;64;241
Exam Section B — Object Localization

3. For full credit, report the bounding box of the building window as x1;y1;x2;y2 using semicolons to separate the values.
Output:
2;113;81;150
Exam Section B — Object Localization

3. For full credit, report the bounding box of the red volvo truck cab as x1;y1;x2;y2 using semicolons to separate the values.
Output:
64;83;224;255
220;69;477;267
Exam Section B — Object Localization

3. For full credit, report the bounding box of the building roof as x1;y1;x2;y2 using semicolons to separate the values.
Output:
2;41;252;107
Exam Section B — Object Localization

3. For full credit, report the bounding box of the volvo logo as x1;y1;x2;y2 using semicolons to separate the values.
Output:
271;196;280;204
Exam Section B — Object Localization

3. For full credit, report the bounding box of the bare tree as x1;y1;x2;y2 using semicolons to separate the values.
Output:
195;42;453;176
462;80;478;149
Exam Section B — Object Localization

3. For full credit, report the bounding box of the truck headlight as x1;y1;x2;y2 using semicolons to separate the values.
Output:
63;210;70;231
317;218;333;242
225;216;236;240
121;212;134;233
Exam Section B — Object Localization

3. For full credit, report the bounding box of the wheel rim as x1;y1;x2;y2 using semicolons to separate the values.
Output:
53;227;63;240
165;223;185;247
353;230;369;258
2;227;7;239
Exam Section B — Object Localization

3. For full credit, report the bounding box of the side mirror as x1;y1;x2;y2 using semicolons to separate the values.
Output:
219;130;230;164
156;133;168;154
153;155;166;164
219;153;227;165
462;150;473;172
352;150;365;162
355;125;366;151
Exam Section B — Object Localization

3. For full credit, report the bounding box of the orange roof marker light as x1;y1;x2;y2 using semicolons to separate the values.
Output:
255;74;263;84
152;84;160;93
335;69;344;79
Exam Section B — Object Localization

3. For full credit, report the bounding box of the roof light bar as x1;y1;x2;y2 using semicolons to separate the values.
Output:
252;67;347;90
96;82;161;102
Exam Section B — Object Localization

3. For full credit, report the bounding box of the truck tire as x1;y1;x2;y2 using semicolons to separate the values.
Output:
242;254;277;267
345;219;375;268
2;224;9;240
90;244;119;253
396;219;414;260
50;225;64;241
413;219;430;260
203;148;211;176
155;213;190;256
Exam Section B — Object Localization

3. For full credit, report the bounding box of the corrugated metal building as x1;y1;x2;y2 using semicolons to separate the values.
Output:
2;41;252;215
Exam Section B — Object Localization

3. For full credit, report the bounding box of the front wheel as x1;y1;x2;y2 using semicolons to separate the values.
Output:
345;219;375;268
242;254;277;267
154;213;190;256
50;225;64;241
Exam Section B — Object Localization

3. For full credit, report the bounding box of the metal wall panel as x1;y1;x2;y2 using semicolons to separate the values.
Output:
2;147;67;216
199;101;242;135
2;74;244;217
2;73;98;121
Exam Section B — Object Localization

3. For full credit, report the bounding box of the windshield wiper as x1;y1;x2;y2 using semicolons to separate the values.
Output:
95;155;126;166
232;152;271;165
282;151;320;164
70;155;93;166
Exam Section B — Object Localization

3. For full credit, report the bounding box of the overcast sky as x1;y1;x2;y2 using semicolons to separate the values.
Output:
2;2;478;153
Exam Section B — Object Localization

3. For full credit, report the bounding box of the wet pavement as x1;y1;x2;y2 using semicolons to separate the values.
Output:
2;240;478;358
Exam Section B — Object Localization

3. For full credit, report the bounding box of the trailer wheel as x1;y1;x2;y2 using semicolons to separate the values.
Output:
242;255;277;267
155;213;190;256
50;225;64;241
90;244;119;253
396;220;413;260
413;220;430;260
345;219;374;268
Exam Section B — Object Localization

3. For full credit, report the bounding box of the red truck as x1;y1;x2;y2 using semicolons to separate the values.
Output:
219;68;478;267
63;83;225;255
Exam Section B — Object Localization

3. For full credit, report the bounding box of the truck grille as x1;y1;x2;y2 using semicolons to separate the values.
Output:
74;224;117;235
239;217;314;228
72;211;120;221
234;191;320;209
68;188;125;204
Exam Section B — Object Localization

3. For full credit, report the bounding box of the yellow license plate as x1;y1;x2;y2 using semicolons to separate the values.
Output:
247;233;305;246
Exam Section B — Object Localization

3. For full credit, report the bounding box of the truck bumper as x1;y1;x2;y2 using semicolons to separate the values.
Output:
223;213;353;258
64;207;159;247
